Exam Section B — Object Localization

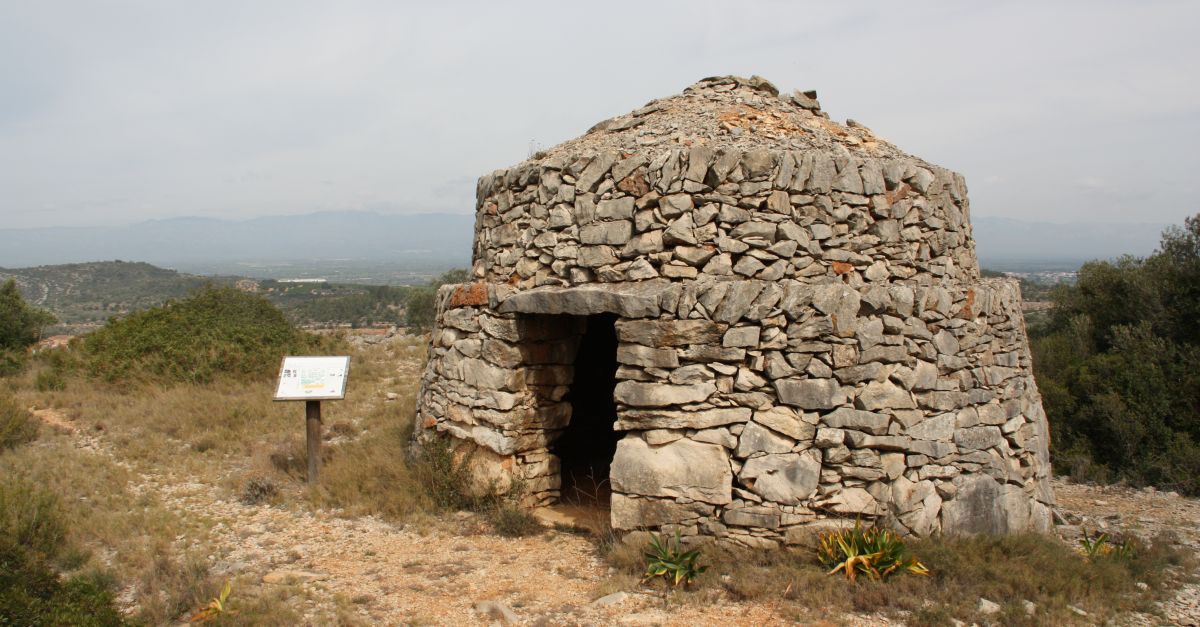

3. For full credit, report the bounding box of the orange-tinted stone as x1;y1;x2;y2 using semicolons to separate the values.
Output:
449;282;488;307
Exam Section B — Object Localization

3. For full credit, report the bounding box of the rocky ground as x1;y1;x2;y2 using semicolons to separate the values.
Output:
1054;482;1200;626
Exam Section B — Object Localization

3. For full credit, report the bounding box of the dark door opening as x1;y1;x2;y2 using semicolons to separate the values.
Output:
553;313;620;508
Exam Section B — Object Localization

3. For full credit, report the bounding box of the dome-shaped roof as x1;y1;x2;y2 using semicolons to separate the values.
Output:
534;75;915;165
471;75;977;290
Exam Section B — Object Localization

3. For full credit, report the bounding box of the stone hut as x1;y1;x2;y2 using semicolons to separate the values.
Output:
414;75;1054;546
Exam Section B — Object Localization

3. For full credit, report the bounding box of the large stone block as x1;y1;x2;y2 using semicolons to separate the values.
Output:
498;282;665;318
775;378;845;409
610;494;714;530
616;407;751;430
614;381;716;407
611;437;732;505
747;451;821;505
615;319;724;346
821;407;890;435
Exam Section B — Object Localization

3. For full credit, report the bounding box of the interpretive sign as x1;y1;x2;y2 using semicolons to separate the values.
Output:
273;355;351;484
273;356;351;401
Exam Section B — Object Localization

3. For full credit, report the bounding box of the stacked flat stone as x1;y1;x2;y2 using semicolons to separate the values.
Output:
415;75;1054;544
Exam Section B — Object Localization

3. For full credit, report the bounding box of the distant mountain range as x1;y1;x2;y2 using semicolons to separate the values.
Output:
0;211;475;270
971;216;1166;271
0;211;1168;274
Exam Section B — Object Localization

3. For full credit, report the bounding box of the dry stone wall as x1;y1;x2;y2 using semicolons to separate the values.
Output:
414;75;1054;543
472;147;976;291
415;276;1054;545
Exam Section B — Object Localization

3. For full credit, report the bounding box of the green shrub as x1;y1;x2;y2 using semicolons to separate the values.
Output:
0;473;125;624
0;541;126;627
1079;529;1135;561
410;436;481;512
0;395;39;453
816;522;929;582
643;531;707;587
0;349;27;378
81;285;328;384
1032;212;1200;495
0;278;55;352
0;476;64;559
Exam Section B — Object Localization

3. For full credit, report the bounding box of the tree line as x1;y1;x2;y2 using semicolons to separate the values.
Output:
1031;213;1200;494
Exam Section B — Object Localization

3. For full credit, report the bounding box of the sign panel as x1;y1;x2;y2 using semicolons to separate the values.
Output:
274;356;351;401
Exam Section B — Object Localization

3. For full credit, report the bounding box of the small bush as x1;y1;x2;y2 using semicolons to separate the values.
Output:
1079;529;1135;561
0;349;26;378
410;436;481;512
817;521;929;582
34;369;66;392
643;531;707;587
0;541;126;627
240;478;279;506
0;395;39;452
0;476;64;558
0;475;125;625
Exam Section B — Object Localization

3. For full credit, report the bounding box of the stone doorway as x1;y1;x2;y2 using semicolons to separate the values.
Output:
551;313;620;510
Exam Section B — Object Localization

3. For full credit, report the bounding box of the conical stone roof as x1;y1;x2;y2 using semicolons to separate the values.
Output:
532;75;919;166
472;75;977;291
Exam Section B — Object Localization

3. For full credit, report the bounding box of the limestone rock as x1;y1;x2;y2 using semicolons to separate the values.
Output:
775;379;845;409
614;381;715;407
748;451;821;504
611;437;732;505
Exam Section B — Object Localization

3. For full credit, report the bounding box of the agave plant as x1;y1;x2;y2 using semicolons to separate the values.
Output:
189;580;235;623
816;521;930;582
643;530;707;587
1079;529;1135;560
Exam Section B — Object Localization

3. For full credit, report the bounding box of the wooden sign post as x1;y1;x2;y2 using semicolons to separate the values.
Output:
273;356;351;484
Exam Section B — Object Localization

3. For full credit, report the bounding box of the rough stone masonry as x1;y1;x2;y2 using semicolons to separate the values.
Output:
413;75;1054;547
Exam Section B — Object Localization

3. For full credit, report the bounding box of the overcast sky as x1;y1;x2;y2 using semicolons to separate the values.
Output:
1;0;1197;230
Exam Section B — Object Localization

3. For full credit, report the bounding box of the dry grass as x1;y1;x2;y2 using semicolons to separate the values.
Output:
0;334;434;623
0;391;38;451
0;436;215;624
600;528;1191;625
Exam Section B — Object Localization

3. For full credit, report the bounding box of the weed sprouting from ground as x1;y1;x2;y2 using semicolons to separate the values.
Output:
816;521;928;582
409;435;480;512
487;503;543;538
240;478;279;506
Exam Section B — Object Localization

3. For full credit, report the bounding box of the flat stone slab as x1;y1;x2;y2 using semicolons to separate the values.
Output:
497;281;670;318
611;436;732;505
